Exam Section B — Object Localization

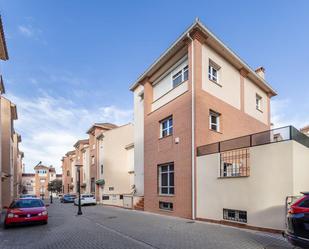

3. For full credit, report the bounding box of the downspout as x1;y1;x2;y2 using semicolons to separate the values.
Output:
187;32;195;220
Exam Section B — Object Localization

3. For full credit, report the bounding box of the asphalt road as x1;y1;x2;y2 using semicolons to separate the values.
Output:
0;199;295;249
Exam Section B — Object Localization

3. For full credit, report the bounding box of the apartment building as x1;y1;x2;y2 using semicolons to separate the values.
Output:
130;20;277;219
96;123;134;207
73;139;89;193
62;150;74;194
1;96;18;207
34;165;58;198
86;123;118;200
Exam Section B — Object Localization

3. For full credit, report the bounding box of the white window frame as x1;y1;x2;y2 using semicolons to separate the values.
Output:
160;116;173;138
158;163;174;195
171;65;188;88
256;94;262;111
209;111;220;132
208;60;220;83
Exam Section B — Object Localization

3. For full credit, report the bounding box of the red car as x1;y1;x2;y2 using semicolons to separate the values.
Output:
4;198;48;228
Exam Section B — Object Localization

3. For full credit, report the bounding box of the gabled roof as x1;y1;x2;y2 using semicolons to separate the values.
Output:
65;150;76;157
34;164;49;170
0;75;5;94
130;19;276;96
0;16;8;61
86;123;118;134
73;138;89;148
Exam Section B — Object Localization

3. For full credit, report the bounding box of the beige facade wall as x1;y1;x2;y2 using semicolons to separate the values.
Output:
133;85;144;196
82;145;90;193
196;140;309;231
98;124;134;206
202;44;241;109
244;77;269;125
21;173;35;195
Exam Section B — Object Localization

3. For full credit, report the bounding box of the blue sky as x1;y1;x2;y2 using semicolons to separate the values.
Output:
0;0;308;173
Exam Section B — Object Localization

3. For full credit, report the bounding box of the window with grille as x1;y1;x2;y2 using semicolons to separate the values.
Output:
223;209;247;223
159;201;173;211
220;148;250;177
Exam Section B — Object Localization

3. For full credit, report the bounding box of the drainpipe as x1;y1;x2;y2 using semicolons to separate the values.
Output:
187;32;195;220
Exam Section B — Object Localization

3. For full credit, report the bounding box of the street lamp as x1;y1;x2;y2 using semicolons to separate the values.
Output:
75;163;83;215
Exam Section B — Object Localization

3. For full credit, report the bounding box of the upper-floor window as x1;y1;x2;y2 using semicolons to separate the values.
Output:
209;110;220;132
172;65;188;88
160;116;173;138
91;156;95;165
256;94;262;111
67;170;70;176
100;164;103;174
158;163;174;195
208;60;220;83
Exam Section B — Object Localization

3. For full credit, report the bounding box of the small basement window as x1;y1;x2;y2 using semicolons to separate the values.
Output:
102;195;110;200
159;201;173;211
223;209;247;223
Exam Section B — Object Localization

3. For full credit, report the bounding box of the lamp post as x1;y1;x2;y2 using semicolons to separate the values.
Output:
50;188;53;204
75;163;83;215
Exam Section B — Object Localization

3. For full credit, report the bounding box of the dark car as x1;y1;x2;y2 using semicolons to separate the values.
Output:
285;192;309;248
61;194;76;203
4;198;48;228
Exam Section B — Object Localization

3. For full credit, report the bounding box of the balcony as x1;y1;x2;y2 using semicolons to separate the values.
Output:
197;126;309;156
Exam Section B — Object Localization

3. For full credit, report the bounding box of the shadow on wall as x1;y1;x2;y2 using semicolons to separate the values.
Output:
250;205;286;230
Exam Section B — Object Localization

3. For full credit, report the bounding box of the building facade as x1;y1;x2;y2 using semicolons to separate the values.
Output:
21;173;35;195
97;123;134;206
130;20;276;219
34;165;58;198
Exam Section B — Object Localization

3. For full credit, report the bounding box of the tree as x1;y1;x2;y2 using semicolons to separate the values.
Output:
48;179;62;194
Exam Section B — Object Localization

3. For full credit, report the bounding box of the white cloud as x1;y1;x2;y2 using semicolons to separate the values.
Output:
271;98;309;129
8;93;133;174
18;25;34;37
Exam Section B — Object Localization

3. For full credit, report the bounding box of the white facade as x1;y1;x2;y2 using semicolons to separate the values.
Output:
196;140;309;231
82;145;90;193
133;85;144;197
97;124;134;206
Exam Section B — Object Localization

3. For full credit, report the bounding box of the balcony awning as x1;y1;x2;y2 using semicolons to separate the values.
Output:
95;179;105;185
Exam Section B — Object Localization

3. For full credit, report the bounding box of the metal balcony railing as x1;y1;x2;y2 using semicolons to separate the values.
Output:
197;126;309;156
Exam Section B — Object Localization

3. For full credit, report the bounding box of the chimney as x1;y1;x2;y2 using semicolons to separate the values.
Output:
255;67;265;79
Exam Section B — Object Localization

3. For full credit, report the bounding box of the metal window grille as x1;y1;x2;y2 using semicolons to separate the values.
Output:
220;148;250;177
223;209;247;223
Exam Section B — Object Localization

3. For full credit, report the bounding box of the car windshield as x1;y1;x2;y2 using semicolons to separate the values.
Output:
10;199;44;208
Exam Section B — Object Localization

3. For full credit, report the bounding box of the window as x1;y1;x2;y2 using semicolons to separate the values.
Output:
158;163;174;195
256;94;262;111
91;156;95;165
208;60;220;83
209;110;220;132
160;116;173;138
102;195;109;200
109;187;114;191
220;149;250;177
159;201;173;211
119;195;123;200
90;178;95;193
172;65;188;88
299;198;309;208
101;165;103;174
223;209;247;223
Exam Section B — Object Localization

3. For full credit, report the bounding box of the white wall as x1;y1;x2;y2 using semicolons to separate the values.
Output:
196;141;302;230
152;57;188;101
202;44;241;109
98;124;134;206
82;146;90;193
133;85;144;196
244;77;268;125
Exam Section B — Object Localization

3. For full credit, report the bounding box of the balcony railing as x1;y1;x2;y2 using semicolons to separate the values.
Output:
197;126;309;156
